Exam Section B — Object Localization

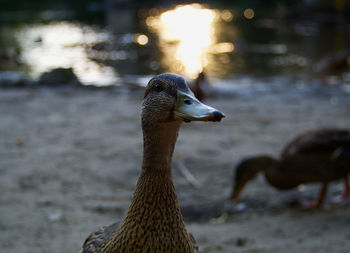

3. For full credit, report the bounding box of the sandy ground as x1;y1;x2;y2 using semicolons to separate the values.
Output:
1;84;350;253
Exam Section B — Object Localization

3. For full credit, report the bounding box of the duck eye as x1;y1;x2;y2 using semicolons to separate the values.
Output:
154;83;163;92
184;98;192;105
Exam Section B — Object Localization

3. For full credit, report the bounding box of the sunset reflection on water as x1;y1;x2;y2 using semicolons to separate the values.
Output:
16;22;119;86
9;4;237;85
146;4;234;78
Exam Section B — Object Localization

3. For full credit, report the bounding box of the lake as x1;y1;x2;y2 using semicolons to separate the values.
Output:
0;1;349;93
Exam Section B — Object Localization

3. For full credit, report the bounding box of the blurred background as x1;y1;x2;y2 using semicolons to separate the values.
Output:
1;0;350;89
1;1;350;253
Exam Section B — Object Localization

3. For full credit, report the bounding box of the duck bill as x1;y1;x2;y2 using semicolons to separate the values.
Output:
174;90;225;122
229;183;246;203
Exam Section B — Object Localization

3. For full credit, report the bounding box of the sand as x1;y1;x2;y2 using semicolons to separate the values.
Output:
1;84;350;253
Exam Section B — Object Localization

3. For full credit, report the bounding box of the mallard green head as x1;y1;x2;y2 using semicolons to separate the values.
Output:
142;73;224;124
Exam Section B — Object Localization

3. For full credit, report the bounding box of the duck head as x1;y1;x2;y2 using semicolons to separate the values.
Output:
142;73;224;124
229;155;275;203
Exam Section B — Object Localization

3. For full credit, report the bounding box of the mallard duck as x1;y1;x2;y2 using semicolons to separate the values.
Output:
189;71;210;102
313;51;350;85
79;73;224;253
230;128;350;209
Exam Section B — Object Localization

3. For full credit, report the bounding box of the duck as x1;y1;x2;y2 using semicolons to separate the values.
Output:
189;71;210;102
79;73;224;253
229;128;350;209
313;51;350;85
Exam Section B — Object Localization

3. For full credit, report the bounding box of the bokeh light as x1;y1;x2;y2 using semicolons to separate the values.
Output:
221;9;233;22
135;34;149;45
243;8;255;19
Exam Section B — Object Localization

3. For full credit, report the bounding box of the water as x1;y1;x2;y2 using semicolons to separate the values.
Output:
0;2;349;91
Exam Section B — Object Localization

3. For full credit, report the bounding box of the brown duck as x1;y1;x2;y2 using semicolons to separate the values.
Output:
189;71;210;102
230;128;350;208
79;73;224;253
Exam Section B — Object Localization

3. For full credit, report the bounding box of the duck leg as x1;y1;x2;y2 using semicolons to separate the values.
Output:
332;177;350;204
342;177;350;199
343;177;350;198
301;183;328;209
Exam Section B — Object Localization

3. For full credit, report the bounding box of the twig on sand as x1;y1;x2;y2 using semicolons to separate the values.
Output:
173;156;201;188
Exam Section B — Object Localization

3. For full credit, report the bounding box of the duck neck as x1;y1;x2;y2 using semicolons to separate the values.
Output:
141;121;181;172
249;155;278;187
261;157;294;189
121;120;187;230
262;165;281;188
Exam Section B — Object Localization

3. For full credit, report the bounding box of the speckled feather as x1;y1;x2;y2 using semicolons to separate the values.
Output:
80;222;121;253
80;169;201;252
